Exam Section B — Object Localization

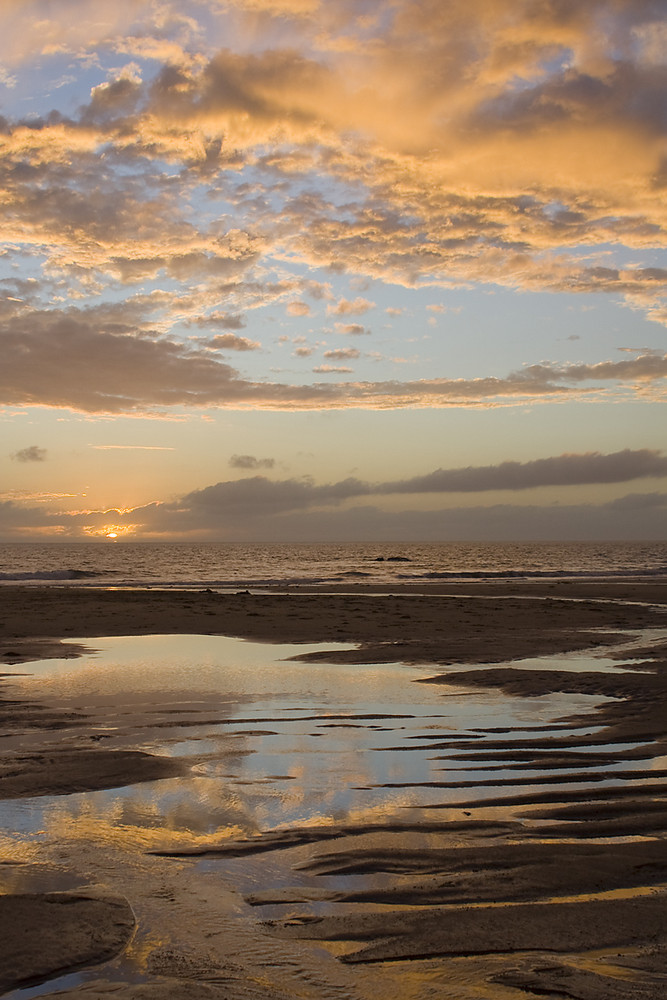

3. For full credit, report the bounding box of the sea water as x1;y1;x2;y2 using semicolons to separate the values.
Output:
1;540;666;589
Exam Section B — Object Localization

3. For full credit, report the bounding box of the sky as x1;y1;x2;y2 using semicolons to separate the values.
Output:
1;0;666;542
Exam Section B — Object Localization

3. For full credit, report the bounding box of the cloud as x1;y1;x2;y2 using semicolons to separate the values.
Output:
157;448;667;527
229;454;275;470
3;488;667;543
313;364;353;373
0;0;666;435
286;300;311;316
607;491;667;510
207;334;261;351
323;347;360;360
11;445;47;462
0;66;16;88
0;490;79;501
1;305;667;413
199;494;667;543
0;1;664;353
632;21;667;66
381;449;667;494
301;280;332;300
90;445;175;451
179;474;368;518
328;297;375;315
335;323;369;336
189;313;247;331
0;309;240;412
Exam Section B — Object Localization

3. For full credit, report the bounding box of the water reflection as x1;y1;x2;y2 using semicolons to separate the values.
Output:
0;634;632;849
1;633;661;1000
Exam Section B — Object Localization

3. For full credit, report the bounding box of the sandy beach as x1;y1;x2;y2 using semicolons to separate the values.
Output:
0;581;666;999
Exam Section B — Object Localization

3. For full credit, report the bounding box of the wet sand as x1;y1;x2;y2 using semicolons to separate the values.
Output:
2;580;667;668
0;750;184;800
0;893;135;995
0;581;666;999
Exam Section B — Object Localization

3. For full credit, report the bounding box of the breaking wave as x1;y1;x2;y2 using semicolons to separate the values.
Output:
0;569;106;581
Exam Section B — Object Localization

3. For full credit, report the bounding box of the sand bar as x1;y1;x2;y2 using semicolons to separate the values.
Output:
2;580;667;667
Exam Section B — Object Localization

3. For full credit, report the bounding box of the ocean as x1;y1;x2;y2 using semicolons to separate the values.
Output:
0;540;666;589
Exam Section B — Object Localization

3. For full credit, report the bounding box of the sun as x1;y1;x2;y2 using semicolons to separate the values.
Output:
83;523;137;540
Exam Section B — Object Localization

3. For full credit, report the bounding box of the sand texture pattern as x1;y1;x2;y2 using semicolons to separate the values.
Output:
0;750;184;799
0;893;135;993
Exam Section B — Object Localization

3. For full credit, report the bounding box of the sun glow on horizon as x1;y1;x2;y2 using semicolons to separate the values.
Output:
80;524;138;540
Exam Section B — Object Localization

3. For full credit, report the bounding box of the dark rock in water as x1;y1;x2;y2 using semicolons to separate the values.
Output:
387;556;411;562
374;557;385;561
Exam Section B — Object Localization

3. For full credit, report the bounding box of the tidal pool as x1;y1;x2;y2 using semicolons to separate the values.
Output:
0;633;621;841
